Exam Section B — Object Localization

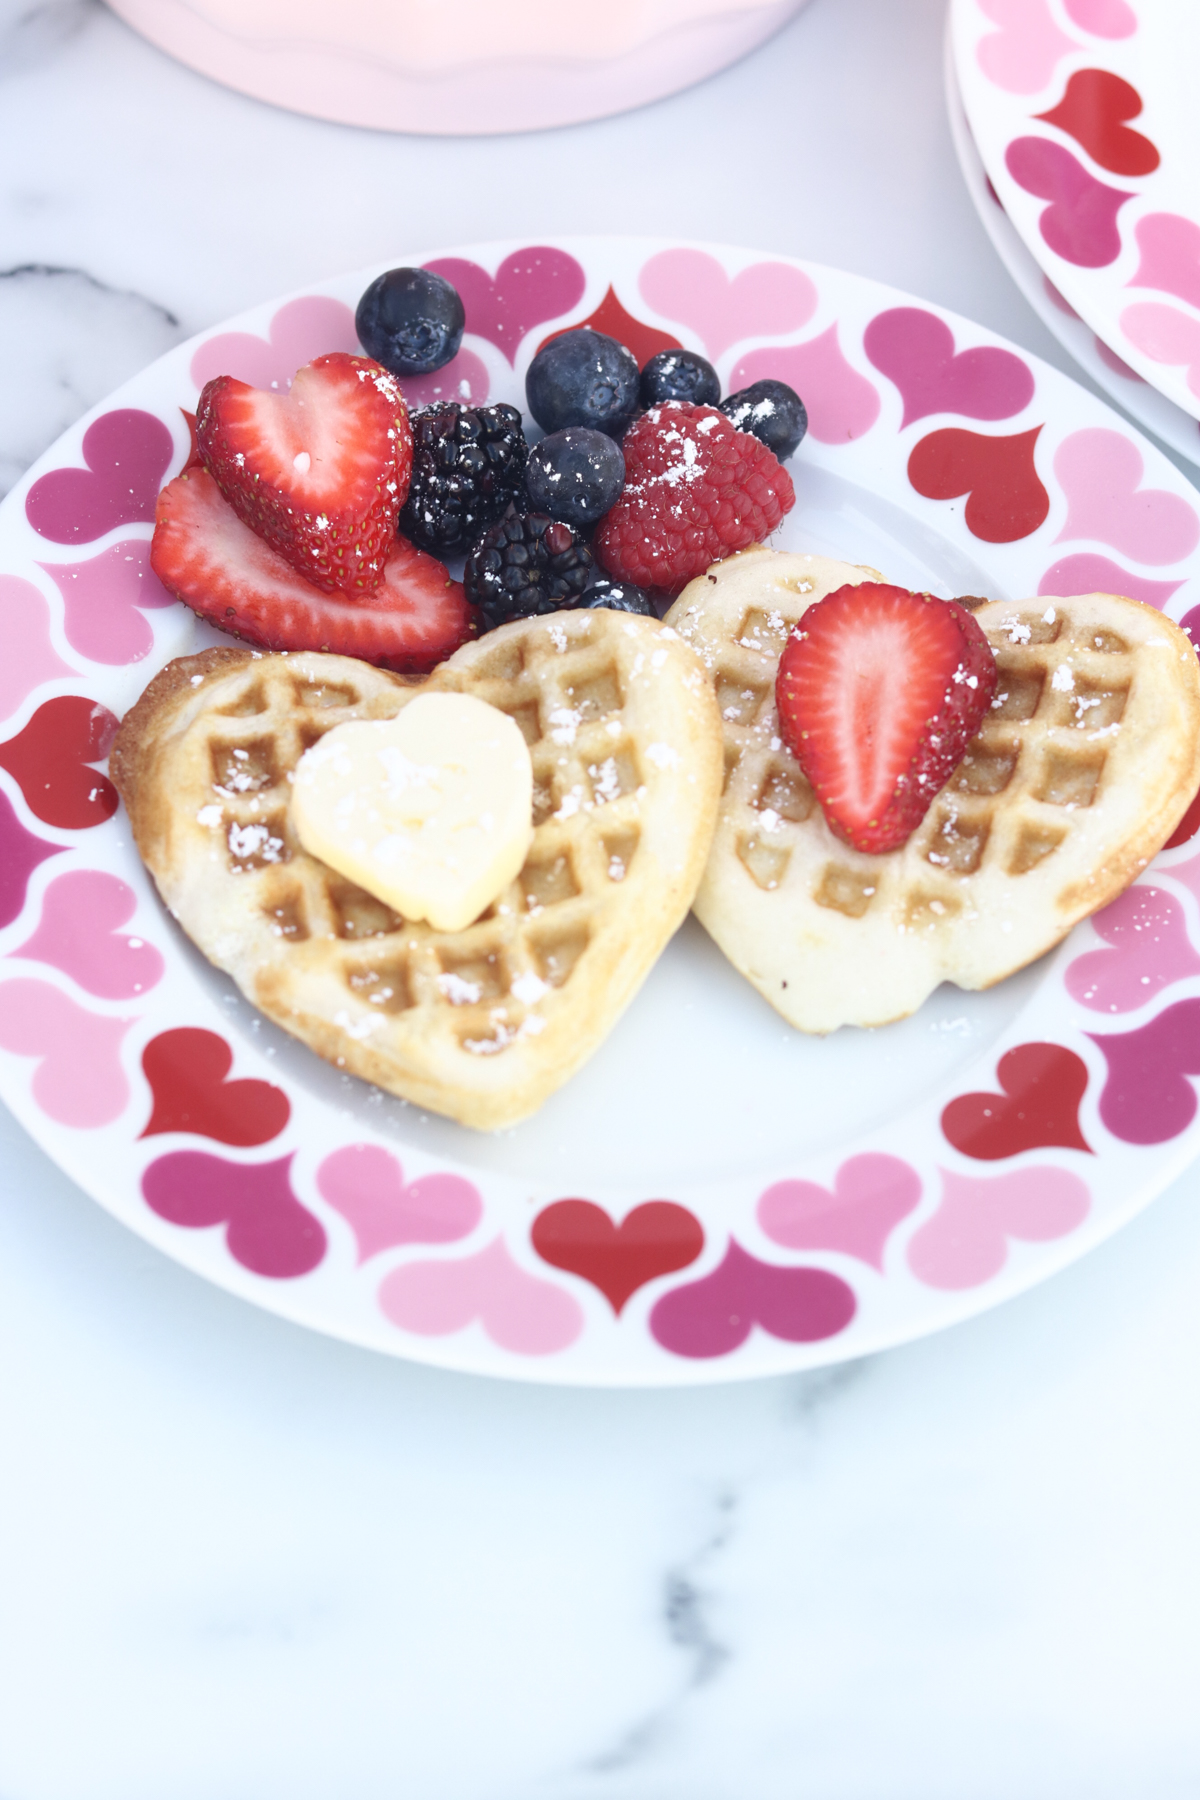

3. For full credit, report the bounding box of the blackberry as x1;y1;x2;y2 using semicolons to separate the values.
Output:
578;577;656;616
720;379;807;461
524;427;624;528
465;506;595;631
399;402;527;556
525;329;639;438
355;267;465;377
639;348;720;408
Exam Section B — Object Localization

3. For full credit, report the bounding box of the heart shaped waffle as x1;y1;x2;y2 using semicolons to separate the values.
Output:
111;611;722;1128
665;548;1200;1033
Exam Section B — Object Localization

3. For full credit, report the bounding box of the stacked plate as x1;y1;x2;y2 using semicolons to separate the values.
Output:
948;0;1200;472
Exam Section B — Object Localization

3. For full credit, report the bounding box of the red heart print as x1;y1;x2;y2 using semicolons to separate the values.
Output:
538;286;681;370
25;409;175;544
1005;137;1133;268
648;1239;855;1359
530;1199;703;1314
1089;999;1200;1145
139;1029;289;1137
0;696;119;828
0;791;62;929
1035;69;1159;177
423;247;586;365
189;295;359;393
864;308;1035;427
907;426;1049;542
140;1027;290;1146
141;1150;326;1278
942;1043;1093;1159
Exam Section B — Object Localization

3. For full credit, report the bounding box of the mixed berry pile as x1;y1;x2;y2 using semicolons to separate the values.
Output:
149;263;808;677
146;262;1003;856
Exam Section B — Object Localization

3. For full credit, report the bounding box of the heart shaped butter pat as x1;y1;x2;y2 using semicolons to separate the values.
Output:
291;692;533;933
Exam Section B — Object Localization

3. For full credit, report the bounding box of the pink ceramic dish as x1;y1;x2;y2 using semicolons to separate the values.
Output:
105;0;812;134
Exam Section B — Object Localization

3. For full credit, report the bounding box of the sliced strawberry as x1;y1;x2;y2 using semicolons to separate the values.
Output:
776;583;998;854
151;468;475;675
196;352;413;597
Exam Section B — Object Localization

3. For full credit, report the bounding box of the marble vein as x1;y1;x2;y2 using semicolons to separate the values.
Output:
0;262;182;496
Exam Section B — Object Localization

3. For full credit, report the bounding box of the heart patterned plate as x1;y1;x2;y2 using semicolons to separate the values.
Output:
3;236;1200;1385
943;22;1200;470
952;0;1200;424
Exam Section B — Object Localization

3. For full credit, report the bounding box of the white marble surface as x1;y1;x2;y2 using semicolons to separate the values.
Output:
3;0;1200;1793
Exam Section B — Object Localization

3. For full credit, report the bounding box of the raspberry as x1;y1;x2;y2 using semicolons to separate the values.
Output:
593;402;795;597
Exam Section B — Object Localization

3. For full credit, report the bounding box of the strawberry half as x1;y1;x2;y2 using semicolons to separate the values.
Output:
196;352;413;597
776;583;998;854
152;468;475;675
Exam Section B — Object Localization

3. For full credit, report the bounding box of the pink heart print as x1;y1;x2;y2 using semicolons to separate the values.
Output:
189;296;360;392
907;1167;1091;1290
729;326;880;446
1062;0;1136;37
976;0;1079;94
863;308;1035;427
378;1235;582;1354
0;794;63;931
1005;138;1133;268
0;576;74;720
25;409;176;545
316;1143;482;1263
1159;850;1200;909
756;1153;922;1270
1053;428;1200;565
399;348;490;409
422;248;586;366
0;978;131;1126
1089;999;1200;1144
1120;302;1200;405
1065;885;1200;1014
1128;214;1200;313
1037;552;1183;610
38;539;174;667
637;249;817;362
648;1239;856;1359
13;870;164;999
142;1150;327;1278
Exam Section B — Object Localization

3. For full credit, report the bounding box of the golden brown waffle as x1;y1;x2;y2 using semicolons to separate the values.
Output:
665;548;1200;1033
111;612;722;1128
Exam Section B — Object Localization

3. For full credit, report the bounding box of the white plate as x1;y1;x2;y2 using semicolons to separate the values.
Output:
952;0;1200;423
3;236;1200;1385
944;21;1200;470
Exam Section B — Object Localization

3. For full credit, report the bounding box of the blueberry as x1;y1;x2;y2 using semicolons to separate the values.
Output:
355;267;465;378
719;379;807;461
639;348;720;408
525;329;639;438
524;427;624;528
578;577;656;616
